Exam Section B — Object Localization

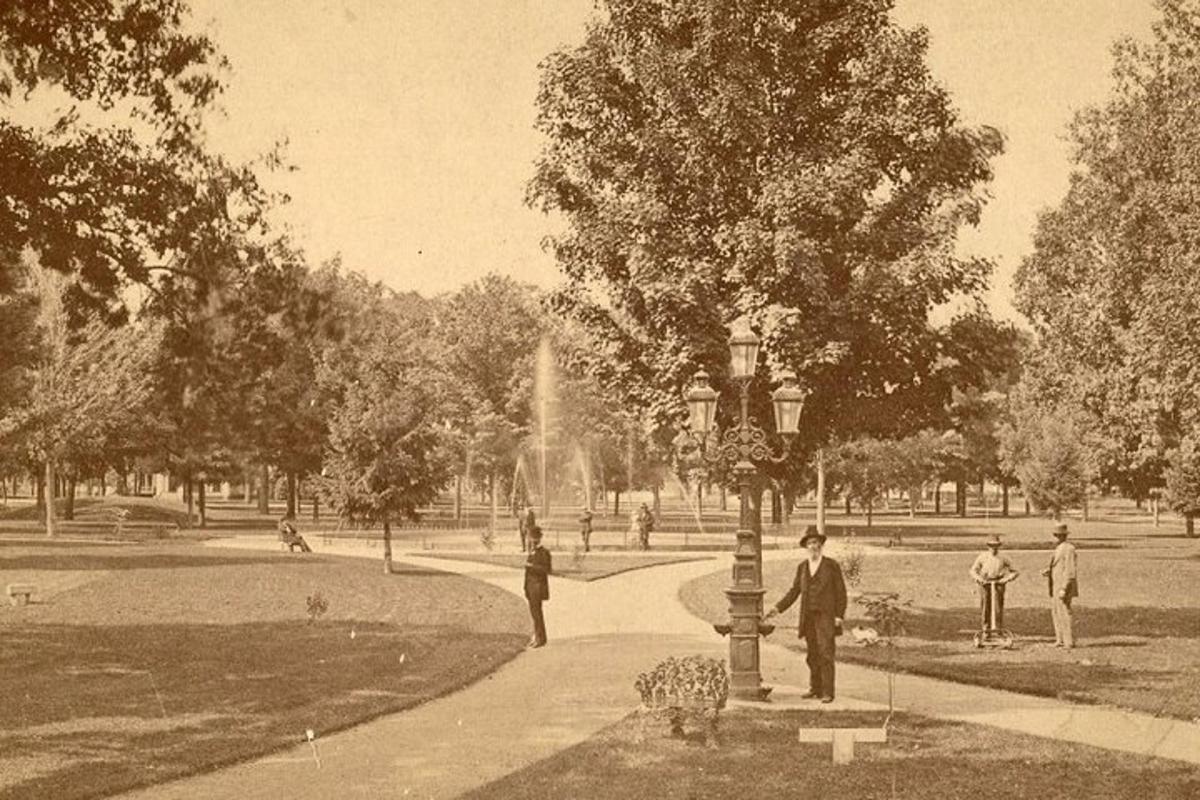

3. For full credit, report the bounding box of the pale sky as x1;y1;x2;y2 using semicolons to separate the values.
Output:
189;0;1158;321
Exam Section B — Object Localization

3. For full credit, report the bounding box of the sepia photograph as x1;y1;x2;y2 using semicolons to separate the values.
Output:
2;1;1199;798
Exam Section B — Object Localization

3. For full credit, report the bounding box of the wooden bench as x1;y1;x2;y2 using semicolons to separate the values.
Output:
798;726;887;764
6;583;36;606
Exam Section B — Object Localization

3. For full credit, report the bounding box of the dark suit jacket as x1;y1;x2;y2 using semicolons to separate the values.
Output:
524;545;551;601
774;558;848;634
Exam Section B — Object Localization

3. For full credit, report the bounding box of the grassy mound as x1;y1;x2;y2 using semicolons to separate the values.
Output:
0;543;527;800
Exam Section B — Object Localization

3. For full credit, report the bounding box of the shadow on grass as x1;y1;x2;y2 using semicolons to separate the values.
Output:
0;552;286;571
884;606;1200;640
1;620;527;800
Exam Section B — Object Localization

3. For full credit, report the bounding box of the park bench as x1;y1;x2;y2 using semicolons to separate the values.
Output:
797;725;887;764
6;583;36;606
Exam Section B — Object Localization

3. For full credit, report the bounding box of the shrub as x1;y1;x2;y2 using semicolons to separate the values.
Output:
634;655;729;746
306;592;329;624
635;655;728;707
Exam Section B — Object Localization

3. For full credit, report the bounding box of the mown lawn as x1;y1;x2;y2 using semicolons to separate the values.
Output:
681;547;1200;720
420;551;712;581
0;542;528;800
462;709;1200;800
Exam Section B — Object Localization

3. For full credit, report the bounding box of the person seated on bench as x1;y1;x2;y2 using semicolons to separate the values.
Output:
279;516;312;553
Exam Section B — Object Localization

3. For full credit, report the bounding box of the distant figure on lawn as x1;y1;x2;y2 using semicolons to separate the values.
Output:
578;508;594;552
1041;522;1078;648
764;528;847;703
518;505;536;553
524;525;551;648
635;503;654;550
278;516;312;553
970;535;1019;633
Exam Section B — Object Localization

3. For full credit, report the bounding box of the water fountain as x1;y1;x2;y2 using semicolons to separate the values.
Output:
533;338;556;520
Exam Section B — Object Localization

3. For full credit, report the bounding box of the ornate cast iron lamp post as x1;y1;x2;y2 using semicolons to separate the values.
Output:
684;328;805;700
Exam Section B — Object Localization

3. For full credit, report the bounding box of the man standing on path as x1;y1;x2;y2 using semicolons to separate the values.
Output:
524;525;551;648
1041;522;1078;648
518;505;536;553
578;508;593;552
764;529;847;703
635;503;654;550
970;535;1019;634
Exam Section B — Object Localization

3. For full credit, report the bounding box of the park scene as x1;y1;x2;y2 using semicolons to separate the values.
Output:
3;1;1200;798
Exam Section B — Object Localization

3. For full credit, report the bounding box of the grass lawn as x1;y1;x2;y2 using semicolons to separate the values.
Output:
0;542;528;800
462;709;1200;800
682;547;1200;721
418;551;712;581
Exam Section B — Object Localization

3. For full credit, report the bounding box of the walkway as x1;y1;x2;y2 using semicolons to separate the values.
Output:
120;538;1200;799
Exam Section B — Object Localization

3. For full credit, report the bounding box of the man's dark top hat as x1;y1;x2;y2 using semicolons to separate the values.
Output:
799;528;826;547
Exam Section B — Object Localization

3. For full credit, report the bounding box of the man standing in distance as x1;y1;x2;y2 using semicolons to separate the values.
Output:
524;525;552;648
764;529;847;702
1041;522;1078;648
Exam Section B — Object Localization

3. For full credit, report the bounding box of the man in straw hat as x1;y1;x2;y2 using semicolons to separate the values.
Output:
764;528;847;703
970;534;1019;635
1040;522;1078;648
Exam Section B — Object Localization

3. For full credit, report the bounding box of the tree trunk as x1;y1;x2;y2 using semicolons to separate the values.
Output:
614;490;621;518
454;473;463;522
198;480;207;528
816;448;827;537
934;483;941;514
1024;497;1031;516
908;485;917;519
1001;482;1010;517
490;471;498;534
36;469;45;513
313;493;320;521
64;476;76;520
258;464;271;515
652;485;661;519
1153;497;1160;528
185;477;195;526
956;480;966;517
1081;493;1089;522
697;480;704;516
286;471;297;518
845;495;852;516
867;497;873;528
382;517;393;573
44;459;56;537
719;486;727;511
1186;512;1195;538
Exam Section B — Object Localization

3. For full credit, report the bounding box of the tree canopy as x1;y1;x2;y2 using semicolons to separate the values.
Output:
529;0;1004;458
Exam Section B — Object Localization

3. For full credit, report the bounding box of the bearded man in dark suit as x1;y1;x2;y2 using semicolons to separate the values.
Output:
764;529;847;703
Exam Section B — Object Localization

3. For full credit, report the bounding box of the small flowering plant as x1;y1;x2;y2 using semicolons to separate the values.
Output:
634;655;728;746
635;655;729;709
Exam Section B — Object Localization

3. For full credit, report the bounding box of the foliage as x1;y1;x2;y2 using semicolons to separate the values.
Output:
313;300;454;570
841;546;866;589
1014;0;1200;501
529;0;1004;465
634;655;729;708
998;400;1090;518
305;592;329;624
1163;436;1200;532
855;592;910;642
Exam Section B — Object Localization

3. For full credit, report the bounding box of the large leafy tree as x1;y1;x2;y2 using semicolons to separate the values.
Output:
529;0;1003;471
3;265;159;535
315;288;453;573
1;0;228;310
1015;0;1200;504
